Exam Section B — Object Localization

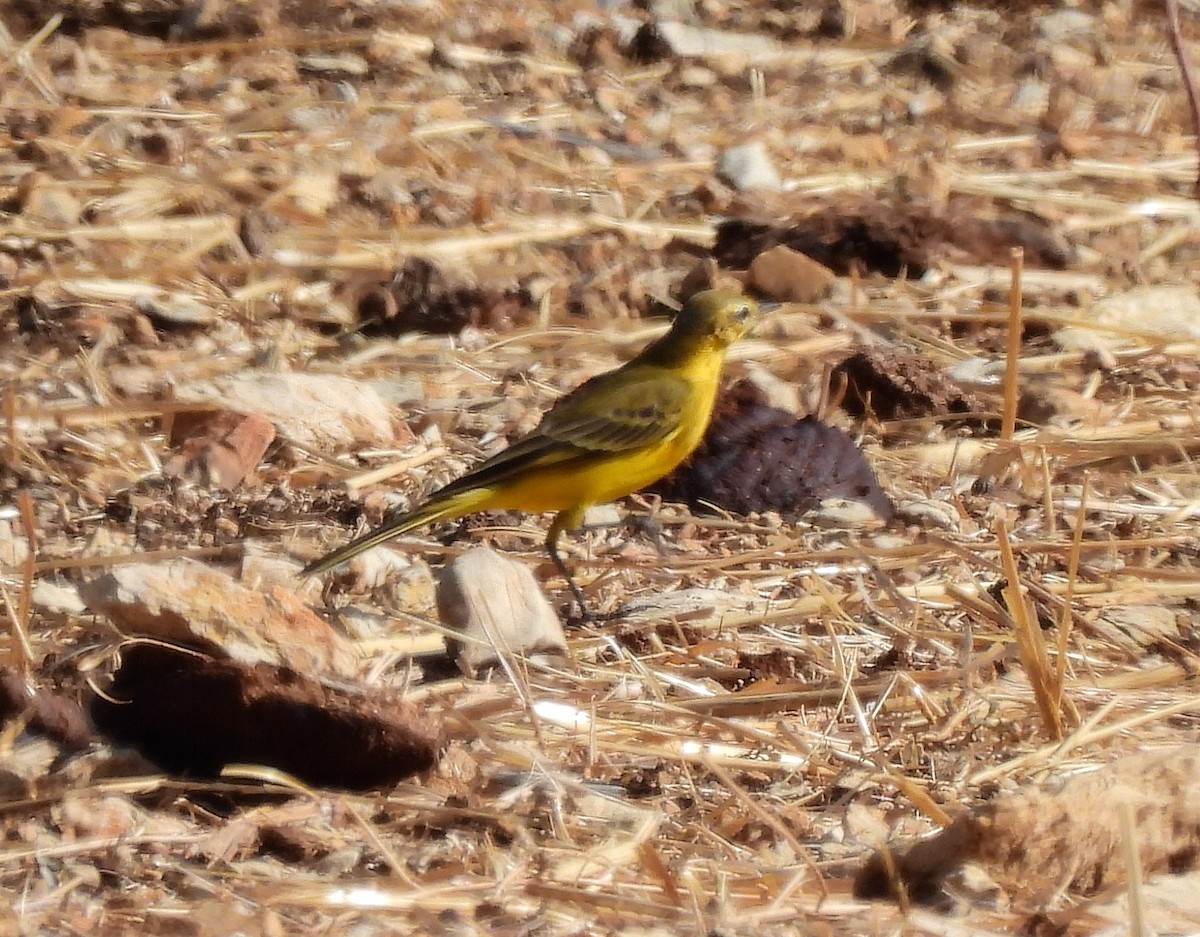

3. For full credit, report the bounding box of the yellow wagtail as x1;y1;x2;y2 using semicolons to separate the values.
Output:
302;288;758;617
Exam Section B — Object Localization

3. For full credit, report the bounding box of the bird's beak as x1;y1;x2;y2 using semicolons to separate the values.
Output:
757;301;784;314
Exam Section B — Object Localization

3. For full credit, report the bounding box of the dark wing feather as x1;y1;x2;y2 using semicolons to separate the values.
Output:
435;370;690;496
536;369;691;450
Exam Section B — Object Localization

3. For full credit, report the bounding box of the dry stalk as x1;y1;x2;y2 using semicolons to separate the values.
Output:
1000;247;1023;441
1119;802;1147;937
882;771;953;827
996;517;1064;741
1055;475;1089;710
0;583;34;667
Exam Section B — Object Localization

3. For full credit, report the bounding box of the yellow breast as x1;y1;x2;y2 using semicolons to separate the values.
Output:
491;364;723;512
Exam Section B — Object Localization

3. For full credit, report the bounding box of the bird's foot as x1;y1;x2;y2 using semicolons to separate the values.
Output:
565;601;630;627
582;502;672;558
622;512;670;557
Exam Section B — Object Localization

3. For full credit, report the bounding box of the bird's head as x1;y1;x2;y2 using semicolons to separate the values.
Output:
670;289;758;348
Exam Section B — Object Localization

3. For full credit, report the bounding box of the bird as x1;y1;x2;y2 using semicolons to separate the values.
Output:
302;288;758;618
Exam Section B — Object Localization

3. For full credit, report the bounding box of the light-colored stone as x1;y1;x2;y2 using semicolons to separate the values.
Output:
716;141;782;192
286;170;341;217
21;182;81;226
436;546;567;677
332;548;415;592
298;54;370;78
895;497;962;531
640;19;784;58
811;497;889;528
582;503;623;529
1056;285;1200;356
1036;9;1097;43
134;292;217;327
0;520;30;569
743;363;801;413
176;371;399;452
79;558;360;679
678;65;716;88
31;578;85;615
389;560;438;612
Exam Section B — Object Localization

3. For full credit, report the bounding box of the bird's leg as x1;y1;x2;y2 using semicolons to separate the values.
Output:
546;509;592;621
546;510;628;624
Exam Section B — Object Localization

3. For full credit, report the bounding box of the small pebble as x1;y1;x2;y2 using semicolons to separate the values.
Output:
716;141;782;192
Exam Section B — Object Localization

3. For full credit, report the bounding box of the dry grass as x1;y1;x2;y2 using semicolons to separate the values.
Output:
2;0;1200;934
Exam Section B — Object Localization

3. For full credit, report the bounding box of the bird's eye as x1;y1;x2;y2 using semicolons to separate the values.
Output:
734;303;751;320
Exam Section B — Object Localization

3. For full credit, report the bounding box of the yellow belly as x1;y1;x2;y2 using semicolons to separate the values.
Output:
471;349;723;517
485;431;695;513
487;383;716;515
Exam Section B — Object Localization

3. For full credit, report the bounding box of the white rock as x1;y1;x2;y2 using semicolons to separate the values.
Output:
743;362;801;413
811;497;889;528
678;65;716;88
31;578;85;615
1036;9;1096;43
1010;78;1049;116
0;520;30;569
948;356;1003;388
654;20;784;58
582;503;623;529
298;54;370;78
716;141;782;192
1056;285;1200;355
79;558;360;679
895;497;961;531
322;548;415;593
134;293;217;327
436;546;567;677
177;371;398;452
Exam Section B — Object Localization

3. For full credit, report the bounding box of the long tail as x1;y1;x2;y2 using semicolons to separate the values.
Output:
301;486;494;577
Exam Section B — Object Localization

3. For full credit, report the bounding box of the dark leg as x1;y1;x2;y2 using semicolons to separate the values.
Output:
546;509;627;624
623;512;669;556
546;510;591;620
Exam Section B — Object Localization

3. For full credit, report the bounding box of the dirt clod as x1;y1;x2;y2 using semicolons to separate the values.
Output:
856;747;1200;907
354;258;530;336
655;380;894;522
91;643;441;790
713;203;1070;278
0;667;92;749
833;349;986;425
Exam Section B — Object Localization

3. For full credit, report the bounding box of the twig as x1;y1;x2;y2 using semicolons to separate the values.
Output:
997;516;1064;741
1166;0;1200;196
1000;246;1023;441
1119;803;1147;937
1055;474;1088;712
